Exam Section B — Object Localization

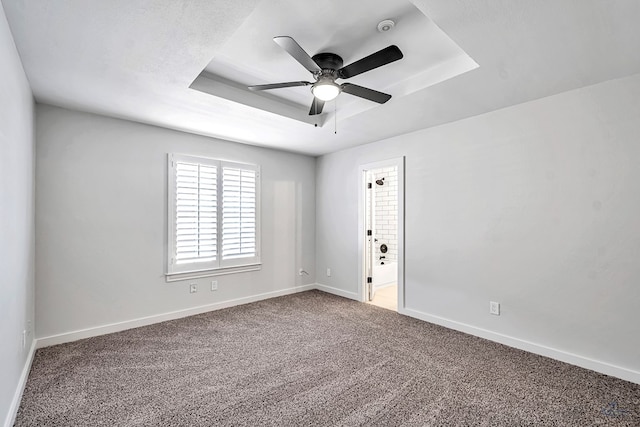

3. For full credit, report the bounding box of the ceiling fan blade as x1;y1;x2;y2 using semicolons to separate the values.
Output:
338;45;403;79
341;83;392;104
308;97;325;115
248;81;311;91
274;36;322;74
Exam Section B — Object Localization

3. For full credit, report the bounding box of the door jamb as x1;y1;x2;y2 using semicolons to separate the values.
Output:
357;157;405;310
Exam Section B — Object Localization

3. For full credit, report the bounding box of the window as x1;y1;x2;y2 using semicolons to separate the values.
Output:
167;154;260;278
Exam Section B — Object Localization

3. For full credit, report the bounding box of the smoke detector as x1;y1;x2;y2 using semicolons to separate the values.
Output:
377;19;395;33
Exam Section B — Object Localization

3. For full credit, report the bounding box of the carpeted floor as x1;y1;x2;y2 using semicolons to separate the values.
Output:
15;291;640;426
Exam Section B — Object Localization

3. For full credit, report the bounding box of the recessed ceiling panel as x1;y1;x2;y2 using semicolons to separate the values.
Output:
191;0;478;124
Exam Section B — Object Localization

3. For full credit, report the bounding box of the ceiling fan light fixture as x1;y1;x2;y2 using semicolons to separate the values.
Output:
311;80;341;101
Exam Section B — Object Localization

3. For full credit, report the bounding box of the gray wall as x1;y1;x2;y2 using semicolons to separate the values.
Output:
316;73;640;378
35;105;316;338
0;5;35;425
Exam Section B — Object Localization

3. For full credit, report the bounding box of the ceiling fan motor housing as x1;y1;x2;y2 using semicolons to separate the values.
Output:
311;53;344;72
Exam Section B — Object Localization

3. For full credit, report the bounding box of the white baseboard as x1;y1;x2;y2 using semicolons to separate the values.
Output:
32;285;639;386
37;285;315;349
4;339;36;427
314;283;359;301
400;307;640;385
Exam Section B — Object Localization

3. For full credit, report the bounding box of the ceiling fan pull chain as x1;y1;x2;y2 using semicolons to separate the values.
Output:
336;97;339;134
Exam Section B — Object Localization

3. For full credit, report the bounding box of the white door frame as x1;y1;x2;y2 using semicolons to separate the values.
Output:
357;157;405;310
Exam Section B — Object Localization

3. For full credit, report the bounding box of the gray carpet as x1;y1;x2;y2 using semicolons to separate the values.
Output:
15;290;640;426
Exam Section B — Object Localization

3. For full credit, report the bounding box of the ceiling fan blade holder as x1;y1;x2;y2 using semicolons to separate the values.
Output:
338;45;403;79
274;36;322;74
248;81;311;91
341;83;392;104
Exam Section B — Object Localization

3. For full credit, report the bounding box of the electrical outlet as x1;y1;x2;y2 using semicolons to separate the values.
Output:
190;284;197;293
490;301;500;316
211;281;218;291
326;268;331;277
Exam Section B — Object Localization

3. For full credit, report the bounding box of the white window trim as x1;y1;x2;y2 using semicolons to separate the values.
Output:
166;154;261;280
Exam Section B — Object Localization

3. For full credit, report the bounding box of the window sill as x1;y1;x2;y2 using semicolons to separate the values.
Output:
165;263;262;282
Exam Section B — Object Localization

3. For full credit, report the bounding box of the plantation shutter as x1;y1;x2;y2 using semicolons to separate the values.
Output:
174;161;218;265
168;154;260;276
222;165;257;263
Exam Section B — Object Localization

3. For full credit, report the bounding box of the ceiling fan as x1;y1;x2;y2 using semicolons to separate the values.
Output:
248;36;403;115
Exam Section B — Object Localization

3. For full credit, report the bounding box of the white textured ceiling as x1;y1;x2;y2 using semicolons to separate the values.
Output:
3;0;640;155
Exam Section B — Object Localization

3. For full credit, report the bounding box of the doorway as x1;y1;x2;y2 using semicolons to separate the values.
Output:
358;158;405;312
